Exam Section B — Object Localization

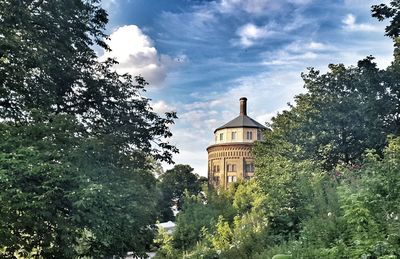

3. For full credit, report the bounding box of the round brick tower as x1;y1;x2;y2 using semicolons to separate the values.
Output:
207;97;266;189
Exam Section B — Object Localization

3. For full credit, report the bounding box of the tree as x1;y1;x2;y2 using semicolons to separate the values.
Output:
255;57;398;170
0;0;177;257
301;58;393;167
0;0;177;162
372;1;400;135
372;0;400;45
158;165;203;221
0;114;163;258
171;194;218;251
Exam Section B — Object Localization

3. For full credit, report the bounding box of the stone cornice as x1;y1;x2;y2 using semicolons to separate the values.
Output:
207;142;254;151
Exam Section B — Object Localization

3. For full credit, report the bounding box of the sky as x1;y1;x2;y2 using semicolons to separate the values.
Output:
100;0;394;176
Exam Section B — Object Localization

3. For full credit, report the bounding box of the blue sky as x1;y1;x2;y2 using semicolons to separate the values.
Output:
100;0;394;176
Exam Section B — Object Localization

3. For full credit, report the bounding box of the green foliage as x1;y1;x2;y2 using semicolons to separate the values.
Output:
256;56;398;170
272;254;292;259
335;137;400;258
255;150;318;237
156;180;270;258
254;138;400;258
171;190;235;251
0;115;161;258
233;179;266;215
154;226;179;259
172;194;213;250
157;165;203;221
211;216;233;252
372;0;400;40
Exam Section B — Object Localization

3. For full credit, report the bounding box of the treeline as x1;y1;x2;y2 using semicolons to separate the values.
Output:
154;2;400;259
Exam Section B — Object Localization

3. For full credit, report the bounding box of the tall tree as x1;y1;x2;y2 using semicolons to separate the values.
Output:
0;114;160;258
0;0;177;257
158;165;204;221
372;0;400;134
256;57;398;170
0;0;177;162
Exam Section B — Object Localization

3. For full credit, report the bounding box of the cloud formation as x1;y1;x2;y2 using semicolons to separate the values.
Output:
218;0;278;15
235;23;274;47
342;14;379;32
217;0;311;15
151;100;176;114
261;40;332;65
100;25;184;86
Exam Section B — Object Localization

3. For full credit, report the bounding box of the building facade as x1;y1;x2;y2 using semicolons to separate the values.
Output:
207;97;266;189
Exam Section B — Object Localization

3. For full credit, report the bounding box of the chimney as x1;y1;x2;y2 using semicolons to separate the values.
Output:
239;97;247;116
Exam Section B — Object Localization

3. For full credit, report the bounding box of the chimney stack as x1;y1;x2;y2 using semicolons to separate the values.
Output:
239;97;247;116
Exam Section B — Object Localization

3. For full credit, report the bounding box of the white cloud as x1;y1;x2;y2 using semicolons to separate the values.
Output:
100;25;184;86
235;23;274;47
262;51;318;65
288;40;332;52
217;0;311;15
151;100;176;114
342;14;380;32
260;40;334;65
159;0;314;50
262;37;393;69
307;41;330;51
219;0;276;15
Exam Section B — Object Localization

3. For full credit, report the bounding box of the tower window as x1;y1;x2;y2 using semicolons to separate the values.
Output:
246;131;253;140
231;132;237;140
257;130;261;140
227;164;236;172
228;176;237;183
245;163;254;172
220;133;224;141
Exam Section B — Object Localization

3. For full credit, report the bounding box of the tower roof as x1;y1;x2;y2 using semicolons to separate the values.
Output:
214;97;266;133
